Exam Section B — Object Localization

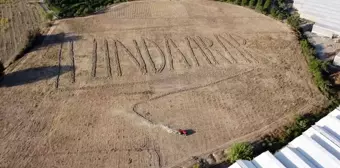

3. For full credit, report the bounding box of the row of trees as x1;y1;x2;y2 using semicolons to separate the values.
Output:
46;0;128;17
221;0;292;20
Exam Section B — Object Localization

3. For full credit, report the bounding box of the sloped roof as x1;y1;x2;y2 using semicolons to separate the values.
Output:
229;106;340;168
294;0;340;37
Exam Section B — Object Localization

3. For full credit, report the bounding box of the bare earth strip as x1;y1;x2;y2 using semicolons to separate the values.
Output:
0;0;327;168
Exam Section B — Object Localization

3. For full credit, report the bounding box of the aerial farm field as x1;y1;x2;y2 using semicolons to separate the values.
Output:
0;0;326;167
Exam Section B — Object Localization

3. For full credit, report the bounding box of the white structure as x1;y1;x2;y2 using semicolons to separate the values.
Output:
229;106;340;168
293;0;340;38
333;53;340;66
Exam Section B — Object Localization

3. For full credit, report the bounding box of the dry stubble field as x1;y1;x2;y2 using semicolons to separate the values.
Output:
0;0;327;167
0;0;46;67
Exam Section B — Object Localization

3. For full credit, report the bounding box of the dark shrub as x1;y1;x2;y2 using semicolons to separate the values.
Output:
255;0;264;12
249;0;257;8
226;142;254;163
241;0;249;6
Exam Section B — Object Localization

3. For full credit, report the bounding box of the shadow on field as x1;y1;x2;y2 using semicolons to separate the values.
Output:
185;129;196;136
0;66;72;87
210;163;229;168
37;33;82;49
14;32;82;62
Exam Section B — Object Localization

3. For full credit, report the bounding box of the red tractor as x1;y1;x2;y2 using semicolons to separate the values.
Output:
178;129;188;136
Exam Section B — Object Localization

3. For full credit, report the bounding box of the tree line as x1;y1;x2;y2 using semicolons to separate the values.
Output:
46;0;128;17
220;0;292;20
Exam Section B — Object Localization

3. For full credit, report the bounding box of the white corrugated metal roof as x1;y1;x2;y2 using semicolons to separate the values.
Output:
229;107;340;168
293;0;340;37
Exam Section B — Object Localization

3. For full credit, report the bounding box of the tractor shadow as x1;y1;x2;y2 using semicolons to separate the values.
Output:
0;66;72;87
186;129;196;135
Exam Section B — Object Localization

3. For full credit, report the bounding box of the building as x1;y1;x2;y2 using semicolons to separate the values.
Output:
229;106;340;168
293;0;340;38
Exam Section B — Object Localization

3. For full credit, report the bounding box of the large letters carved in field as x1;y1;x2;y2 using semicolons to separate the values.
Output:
75;34;256;78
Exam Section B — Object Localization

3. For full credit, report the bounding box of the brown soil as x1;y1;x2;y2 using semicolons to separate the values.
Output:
0;0;327;167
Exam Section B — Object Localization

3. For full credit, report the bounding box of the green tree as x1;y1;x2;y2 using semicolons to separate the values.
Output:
241;0;249;6
287;14;300;29
255;0;264;12
249;0;257;8
263;0;271;13
270;6;278;17
47;0;127;17
277;12;285;20
235;0;242;5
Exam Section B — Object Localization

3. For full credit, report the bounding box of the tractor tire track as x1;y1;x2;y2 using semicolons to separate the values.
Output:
113;40;123;77
165;39;174;71
68;41;75;83
146;39;166;73
220;34;252;63
197;36;218;65
189;37;213;65
214;34;237;63
142;39;157;73
104;39;112;78
116;40;145;74
133;40;147;74
55;43;63;88
229;34;258;63
185;37;199;67
91;39;97;78
131;68;256;133
168;38;191;68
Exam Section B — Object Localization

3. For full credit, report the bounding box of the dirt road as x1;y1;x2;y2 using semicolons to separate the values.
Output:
0;0;326;167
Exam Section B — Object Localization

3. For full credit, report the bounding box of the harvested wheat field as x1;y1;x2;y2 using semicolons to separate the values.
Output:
0;0;46;67
0;0;327;167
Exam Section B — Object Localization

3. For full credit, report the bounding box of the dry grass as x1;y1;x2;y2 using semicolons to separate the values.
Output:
0;0;11;4
0;17;9;31
0;0;46;67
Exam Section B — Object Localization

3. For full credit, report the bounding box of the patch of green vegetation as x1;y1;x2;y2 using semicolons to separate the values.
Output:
300;38;332;97
36;5;54;21
234;0;242;5
45;12;54;20
286;14;334;99
248;0;257;8
270;6;278;18
0;18;9;32
0;0;11;4
263;0;271;13
226;142;254;163
46;0;128;18
220;0;290;19
192;163;201;168
241;0;249;6
255;0;264;12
